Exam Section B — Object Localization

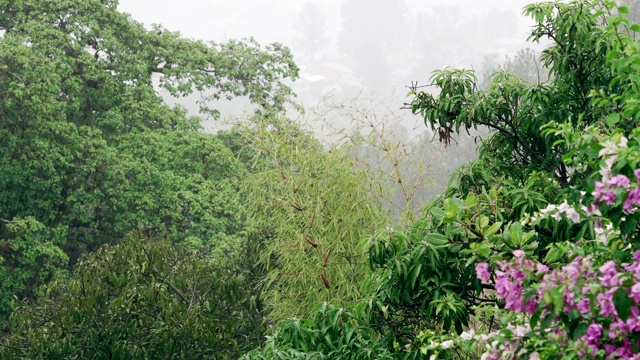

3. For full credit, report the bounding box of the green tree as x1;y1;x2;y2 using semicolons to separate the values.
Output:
0;233;263;359
220;116;387;322
0;0;299;320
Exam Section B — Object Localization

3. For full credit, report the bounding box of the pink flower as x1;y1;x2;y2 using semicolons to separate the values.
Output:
631;283;640;303
635;168;640;182
626;306;640;332
597;288;618;317
495;269;525;312
586;203;601;216
624;188;640;211
601;190;616;205
609;174;631;188
476;262;491;282
581;322;603;356
577;298;590;314
524;298;537;314
536;263;549;275
599;261;619;287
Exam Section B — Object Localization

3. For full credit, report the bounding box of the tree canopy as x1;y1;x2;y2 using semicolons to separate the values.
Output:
0;0;297;323
4;0;640;359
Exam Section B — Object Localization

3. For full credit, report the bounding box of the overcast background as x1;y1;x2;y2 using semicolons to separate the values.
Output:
115;0;551;209
117;0;546;115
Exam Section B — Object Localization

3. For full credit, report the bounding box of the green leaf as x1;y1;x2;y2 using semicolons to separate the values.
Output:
484;222;502;237
539;313;555;333
544;246;564;263
605;113;620;127
410;264;422;289
426;233;449;247
465;194;478;207
571;321;589;341
613;288;632;321
530;311;540;328
430;207;447;221
444;199;459;218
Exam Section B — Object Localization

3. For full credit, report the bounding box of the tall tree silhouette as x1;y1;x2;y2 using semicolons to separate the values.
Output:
292;2;329;60
338;0;408;89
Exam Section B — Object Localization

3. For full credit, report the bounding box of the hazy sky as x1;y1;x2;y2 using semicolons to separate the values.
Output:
116;0;549;121
118;0;539;44
115;0;547;186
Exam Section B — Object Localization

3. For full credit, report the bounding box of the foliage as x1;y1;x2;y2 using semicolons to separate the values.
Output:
360;186;543;352
0;217;68;324
220;116;387;322
247;1;640;359
311;93;443;224
408;0;616;190
243;303;395;360
414;1;640;359
0;0;298;321
0;233;263;359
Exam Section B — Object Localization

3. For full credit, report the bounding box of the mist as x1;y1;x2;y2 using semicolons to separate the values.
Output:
117;0;551;210
118;0;546;108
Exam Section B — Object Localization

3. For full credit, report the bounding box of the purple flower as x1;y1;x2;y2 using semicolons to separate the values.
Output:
581;322;603;356
631;283;640;303
536;263;549;275
494;269;525;312
577;298;590;314
624;188;640;211
476;262;491;282
597;288;618;317
599;261;617;276
601;190;616;205
635;168;640;182
609;174;631;188
599;261;620;287
524;297;537;314
626;306;640;333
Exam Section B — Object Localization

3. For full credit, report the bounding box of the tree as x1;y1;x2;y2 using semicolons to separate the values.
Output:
408;0;615;191
292;2;329;60
0;233;264;359
219;116;387;322
0;0;298;322
338;0;408;89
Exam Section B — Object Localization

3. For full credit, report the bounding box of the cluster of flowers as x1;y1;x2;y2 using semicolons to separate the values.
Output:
476;250;640;359
592;136;640;214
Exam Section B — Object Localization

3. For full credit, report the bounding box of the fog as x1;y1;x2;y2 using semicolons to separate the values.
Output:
117;0;550;211
118;0;546;110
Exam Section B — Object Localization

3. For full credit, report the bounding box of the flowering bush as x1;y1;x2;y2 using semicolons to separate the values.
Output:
476;249;640;359
471;135;640;359
418;130;640;359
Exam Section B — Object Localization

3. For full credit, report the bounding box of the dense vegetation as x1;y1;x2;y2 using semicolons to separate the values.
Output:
2;0;640;359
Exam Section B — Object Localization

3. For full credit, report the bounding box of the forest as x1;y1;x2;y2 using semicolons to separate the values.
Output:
2;0;640;359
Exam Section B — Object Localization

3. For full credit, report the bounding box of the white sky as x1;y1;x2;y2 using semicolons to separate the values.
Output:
117;0;539;45
116;0;549;123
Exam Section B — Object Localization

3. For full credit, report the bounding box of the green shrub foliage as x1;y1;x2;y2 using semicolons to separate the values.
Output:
1;233;263;359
